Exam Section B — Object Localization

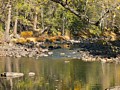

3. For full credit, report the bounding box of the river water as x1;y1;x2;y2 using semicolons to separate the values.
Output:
0;50;120;90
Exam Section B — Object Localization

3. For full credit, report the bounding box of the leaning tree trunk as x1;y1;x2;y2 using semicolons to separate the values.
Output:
5;5;11;42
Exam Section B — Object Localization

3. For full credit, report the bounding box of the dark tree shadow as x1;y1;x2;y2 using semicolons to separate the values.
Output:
71;39;120;58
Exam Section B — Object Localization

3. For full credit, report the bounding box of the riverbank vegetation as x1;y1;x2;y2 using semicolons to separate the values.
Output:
0;0;120;61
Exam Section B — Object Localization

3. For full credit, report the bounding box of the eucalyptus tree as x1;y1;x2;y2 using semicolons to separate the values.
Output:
35;0;67;36
0;0;7;32
1;0;120;41
12;0;24;37
27;0;44;31
50;0;120;38
0;0;24;41
3;0;12;42
51;0;120;26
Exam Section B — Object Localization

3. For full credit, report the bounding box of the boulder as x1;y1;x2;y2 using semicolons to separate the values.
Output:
28;72;35;77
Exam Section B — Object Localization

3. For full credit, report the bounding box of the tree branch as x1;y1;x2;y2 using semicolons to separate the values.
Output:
96;2;120;26
51;0;81;19
51;0;120;26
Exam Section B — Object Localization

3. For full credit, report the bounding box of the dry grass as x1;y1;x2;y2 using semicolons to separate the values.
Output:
20;31;33;38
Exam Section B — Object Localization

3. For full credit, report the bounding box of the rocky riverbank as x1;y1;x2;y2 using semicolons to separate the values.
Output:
50;48;120;63
74;50;120;63
69;39;120;63
0;39;120;63
0;43;49;58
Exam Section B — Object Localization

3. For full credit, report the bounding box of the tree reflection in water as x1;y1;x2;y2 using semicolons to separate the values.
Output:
1;57;13;90
0;57;120;90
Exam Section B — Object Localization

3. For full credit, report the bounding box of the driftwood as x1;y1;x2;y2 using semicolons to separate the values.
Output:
1;72;24;78
0;72;35;78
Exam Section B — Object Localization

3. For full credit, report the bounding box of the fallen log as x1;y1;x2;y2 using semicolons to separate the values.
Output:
1;72;24;78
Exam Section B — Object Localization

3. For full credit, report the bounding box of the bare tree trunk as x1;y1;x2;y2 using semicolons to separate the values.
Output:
11;11;20;39
62;16;65;36
13;16;18;35
41;7;44;30
100;3;105;32
5;5;11;42
33;12;38;31
112;0;117;30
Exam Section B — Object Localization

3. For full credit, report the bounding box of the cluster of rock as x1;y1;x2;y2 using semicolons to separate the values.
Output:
59;49;119;63
1;38;120;63
76;50;119;63
0;43;49;58
69;39;120;63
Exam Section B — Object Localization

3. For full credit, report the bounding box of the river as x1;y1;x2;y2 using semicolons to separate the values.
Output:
0;50;120;90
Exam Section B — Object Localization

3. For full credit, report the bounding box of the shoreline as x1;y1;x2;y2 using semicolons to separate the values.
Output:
0;43;49;58
0;40;120;63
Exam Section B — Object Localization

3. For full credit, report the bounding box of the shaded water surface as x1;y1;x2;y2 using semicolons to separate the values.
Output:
0;57;120;90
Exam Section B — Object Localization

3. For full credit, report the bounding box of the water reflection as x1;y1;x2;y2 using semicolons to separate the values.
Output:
0;57;120;90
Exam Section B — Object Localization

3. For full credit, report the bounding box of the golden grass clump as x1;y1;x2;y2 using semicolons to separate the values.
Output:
36;36;47;42
26;37;37;43
103;31;117;41
16;37;27;44
20;31;33;38
48;36;68;42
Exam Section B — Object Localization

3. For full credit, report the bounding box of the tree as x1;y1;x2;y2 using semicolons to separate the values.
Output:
49;0;120;39
51;0;120;27
5;3;11;42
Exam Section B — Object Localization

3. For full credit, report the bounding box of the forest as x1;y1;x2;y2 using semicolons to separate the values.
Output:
1;1;120;90
0;0;120;42
0;0;120;59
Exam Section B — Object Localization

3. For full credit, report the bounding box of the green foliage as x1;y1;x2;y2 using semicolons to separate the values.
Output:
0;23;4;32
89;26;101;36
19;16;32;26
0;0;120;39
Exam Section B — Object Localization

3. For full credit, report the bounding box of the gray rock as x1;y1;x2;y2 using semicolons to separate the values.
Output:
28;72;35;77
